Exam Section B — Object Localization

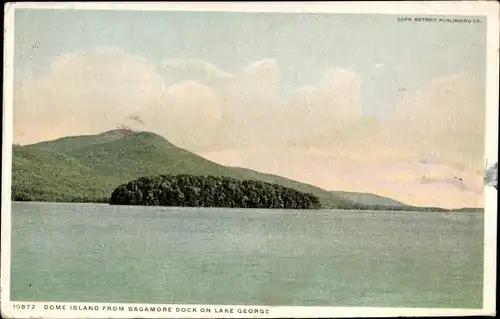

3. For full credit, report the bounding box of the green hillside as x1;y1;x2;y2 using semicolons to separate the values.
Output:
12;130;359;208
332;190;406;207
12;145;115;202
14;129;466;211
29;129;136;154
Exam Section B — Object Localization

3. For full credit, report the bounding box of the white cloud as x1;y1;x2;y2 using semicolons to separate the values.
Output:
234;58;282;103
141;80;223;149
211;58;285;148
158;58;285;149
285;68;363;140
242;58;280;79
14;47;166;145
381;72;485;170
13;49;485;208
162;58;234;80
198;72;485;208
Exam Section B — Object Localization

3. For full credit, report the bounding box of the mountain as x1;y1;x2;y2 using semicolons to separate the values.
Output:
12;144;115;202
332;191;406;207
12;129;468;211
12;129;359;208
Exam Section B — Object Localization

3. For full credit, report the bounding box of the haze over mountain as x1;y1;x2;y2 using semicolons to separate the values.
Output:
11;10;487;208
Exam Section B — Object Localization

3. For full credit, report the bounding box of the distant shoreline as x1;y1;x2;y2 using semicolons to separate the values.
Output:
10;200;484;213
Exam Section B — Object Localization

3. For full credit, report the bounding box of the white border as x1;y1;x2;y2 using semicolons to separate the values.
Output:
3;1;499;15
2;0;15;313
2;1;498;318
483;0;499;313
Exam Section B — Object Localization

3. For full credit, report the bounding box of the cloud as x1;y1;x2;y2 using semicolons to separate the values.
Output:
285;72;484;169
380;72;485;170
139;80;224;149
211;58;285;148
317;68;363;121
162;58;234;80
224;58;282;103
13;53;290;150
13;49;485;208
198;72;485;208
242;58;281;82
14;47;166;144
156;58;286;149
13;48;231;150
285;68;363;140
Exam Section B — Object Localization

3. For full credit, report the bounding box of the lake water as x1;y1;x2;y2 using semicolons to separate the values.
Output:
10;202;483;308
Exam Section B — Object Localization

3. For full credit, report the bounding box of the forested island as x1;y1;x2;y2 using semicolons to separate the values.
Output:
110;174;322;209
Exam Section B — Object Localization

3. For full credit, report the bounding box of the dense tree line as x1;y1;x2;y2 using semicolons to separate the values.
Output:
349;203;450;212
109;174;322;209
12;184;109;203
11;189;109;203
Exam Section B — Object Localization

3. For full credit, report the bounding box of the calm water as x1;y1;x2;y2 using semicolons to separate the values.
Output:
11;202;484;308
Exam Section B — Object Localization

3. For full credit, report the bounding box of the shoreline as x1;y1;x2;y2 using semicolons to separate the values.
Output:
9;200;484;213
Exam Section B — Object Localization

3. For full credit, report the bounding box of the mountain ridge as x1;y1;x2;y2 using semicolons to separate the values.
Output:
12;130;357;208
11;129;470;211
331;190;406;207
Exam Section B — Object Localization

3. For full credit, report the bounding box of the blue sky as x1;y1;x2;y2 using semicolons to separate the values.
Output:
14;9;486;117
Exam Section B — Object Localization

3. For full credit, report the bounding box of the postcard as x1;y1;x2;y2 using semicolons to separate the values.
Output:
1;1;498;318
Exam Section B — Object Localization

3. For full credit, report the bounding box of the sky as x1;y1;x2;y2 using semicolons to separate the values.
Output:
12;8;488;208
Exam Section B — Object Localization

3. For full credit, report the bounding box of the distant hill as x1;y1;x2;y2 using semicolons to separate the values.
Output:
12;129;479;211
332;191;406;207
450;207;484;213
27;128;136;154
12;130;357;208
12;145;115;202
